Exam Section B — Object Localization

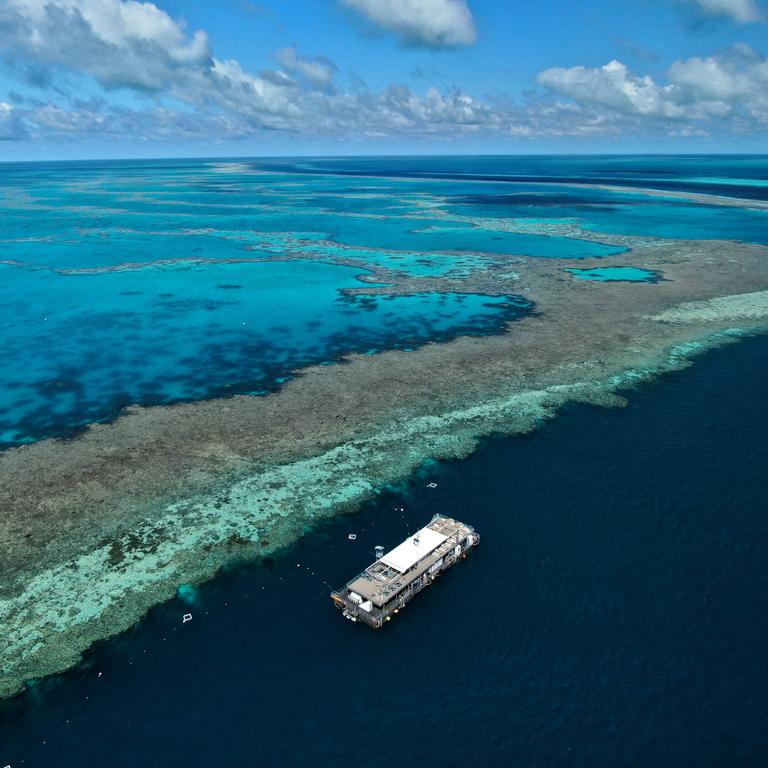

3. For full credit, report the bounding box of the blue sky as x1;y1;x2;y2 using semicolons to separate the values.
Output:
0;0;766;159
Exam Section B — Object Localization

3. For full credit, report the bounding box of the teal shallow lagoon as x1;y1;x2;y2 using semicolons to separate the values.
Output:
325;217;625;259
1;155;765;447
0;257;527;447
566;266;661;282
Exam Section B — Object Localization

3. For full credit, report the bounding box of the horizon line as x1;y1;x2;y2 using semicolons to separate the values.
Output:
1;150;767;165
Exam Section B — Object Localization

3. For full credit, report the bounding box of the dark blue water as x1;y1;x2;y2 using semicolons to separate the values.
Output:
263;154;768;202
3;333;767;767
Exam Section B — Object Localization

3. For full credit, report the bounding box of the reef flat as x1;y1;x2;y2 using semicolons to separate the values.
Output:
2;215;768;697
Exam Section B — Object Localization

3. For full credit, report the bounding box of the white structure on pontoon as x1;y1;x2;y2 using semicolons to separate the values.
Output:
331;514;479;628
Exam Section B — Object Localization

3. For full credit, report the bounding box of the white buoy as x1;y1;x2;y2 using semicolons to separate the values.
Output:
182;613;193;623
348;533;357;540
427;482;437;488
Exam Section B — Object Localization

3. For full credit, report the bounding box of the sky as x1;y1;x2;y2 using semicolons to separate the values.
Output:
0;0;766;159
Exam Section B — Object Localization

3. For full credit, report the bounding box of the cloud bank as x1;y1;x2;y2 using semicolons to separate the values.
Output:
0;0;765;147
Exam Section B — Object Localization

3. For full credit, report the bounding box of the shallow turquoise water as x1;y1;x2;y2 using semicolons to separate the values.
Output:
1;155;765;446
0;160;554;446
0;258;525;446
566;266;660;282
324;215;624;258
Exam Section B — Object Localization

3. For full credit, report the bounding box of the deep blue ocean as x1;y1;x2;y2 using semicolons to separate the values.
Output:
1;155;768;766
2;331;767;767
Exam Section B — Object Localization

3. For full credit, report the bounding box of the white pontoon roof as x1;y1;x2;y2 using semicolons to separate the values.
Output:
378;527;448;573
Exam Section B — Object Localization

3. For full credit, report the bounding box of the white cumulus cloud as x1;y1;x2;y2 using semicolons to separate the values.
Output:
0;0;490;137
0;0;324;128
0;0;211;92
538;46;768;125
537;60;685;118
669;45;768;118
340;0;477;47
